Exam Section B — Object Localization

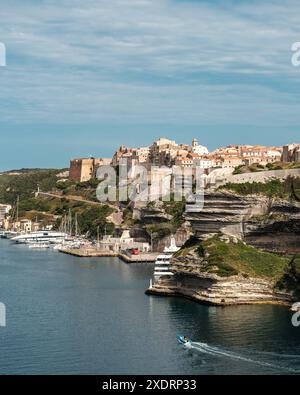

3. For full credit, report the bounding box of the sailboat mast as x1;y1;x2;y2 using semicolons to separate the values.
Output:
75;213;78;237
16;195;19;223
15;195;20;230
68;209;72;236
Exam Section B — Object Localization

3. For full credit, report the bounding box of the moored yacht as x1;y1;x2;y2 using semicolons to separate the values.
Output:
1;230;21;239
11;230;68;244
153;237;180;282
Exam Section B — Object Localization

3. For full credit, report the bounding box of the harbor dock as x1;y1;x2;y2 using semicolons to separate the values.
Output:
58;247;159;263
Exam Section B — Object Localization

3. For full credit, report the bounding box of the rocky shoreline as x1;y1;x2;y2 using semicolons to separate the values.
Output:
146;271;293;306
146;232;300;307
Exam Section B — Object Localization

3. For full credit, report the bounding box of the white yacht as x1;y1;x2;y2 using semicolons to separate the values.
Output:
1;230;22;239
153;237;180;282
11;231;68;244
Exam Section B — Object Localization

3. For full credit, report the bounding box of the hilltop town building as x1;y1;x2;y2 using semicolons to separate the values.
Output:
69;157;111;182
191;138;209;156
149;138;179;167
282;144;300;163
69;139;293;186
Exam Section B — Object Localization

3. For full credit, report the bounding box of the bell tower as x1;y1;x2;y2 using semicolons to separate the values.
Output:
192;138;198;148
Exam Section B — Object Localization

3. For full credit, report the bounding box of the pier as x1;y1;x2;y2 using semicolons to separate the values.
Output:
58;247;159;263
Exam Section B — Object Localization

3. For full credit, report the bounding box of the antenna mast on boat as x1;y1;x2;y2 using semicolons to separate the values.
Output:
15;195;20;230
60;213;67;234
97;226;100;248
68;209;72;236
75;212;79;237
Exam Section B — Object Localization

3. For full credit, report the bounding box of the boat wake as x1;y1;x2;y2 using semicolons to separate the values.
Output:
188;341;300;373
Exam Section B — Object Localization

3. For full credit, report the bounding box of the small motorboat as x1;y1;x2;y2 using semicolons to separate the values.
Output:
177;335;192;347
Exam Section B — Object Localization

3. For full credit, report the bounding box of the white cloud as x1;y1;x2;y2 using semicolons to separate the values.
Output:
0;0;299;125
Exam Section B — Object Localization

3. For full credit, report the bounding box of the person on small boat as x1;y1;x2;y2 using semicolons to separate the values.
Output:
177;334;191;345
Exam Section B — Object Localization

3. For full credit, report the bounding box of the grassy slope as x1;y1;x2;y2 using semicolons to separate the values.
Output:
201;236;289;279
0;170;60;204
0;170;114;237
233;161;300;175
145;200;186;240
220;177;300;201
275;254;300;297
176;236;290;279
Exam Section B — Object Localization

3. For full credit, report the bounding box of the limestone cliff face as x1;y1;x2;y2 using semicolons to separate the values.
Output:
147;272;292;306
137;200;173;224
152;221;193;252
132;200;192;252
146;235;297;306
244;200;300;254
185;191;270;239
185;191;300;253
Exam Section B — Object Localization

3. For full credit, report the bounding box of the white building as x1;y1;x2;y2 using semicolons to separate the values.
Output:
191;138;209;156
99;230;150;253
0;204;12;221
266;150;282;161
194;158;213;169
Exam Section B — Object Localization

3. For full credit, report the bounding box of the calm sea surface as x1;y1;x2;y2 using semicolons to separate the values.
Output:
0;239;300;375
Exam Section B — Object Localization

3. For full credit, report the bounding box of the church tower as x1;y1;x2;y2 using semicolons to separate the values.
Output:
192;138;198;148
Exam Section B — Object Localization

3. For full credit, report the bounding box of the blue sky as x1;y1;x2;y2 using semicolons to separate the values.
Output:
0;0;299;170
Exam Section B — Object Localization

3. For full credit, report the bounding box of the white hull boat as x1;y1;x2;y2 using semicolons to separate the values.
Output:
11;231;68;244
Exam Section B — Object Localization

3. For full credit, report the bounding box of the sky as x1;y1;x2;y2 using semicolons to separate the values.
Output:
0;0;300;170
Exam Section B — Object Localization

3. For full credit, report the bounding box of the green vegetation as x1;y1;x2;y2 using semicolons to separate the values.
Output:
249;213;290;224
275;254;300;297
145;198;186;240
122;205;135;227
75;206;114;238
220;177;300;201
233;161;300;175
145;222;175;240
16;195;115;238
0;169;114;238
176;235;290;279
0;169;60;204
201;236;289;278
56;178;100;202
163;199;185;228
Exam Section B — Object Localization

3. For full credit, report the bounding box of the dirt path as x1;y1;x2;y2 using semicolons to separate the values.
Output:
37;192;123;225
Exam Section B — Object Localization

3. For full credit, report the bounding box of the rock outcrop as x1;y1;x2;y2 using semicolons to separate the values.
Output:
136;200;174;224
146;235;296;306
147;272;292;306
151;221;193;252
185;191;270;239
185;190;300;253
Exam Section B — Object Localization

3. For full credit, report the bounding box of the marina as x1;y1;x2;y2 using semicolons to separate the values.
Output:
1;226;160;263
2;0;300;378
0;238;299;375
